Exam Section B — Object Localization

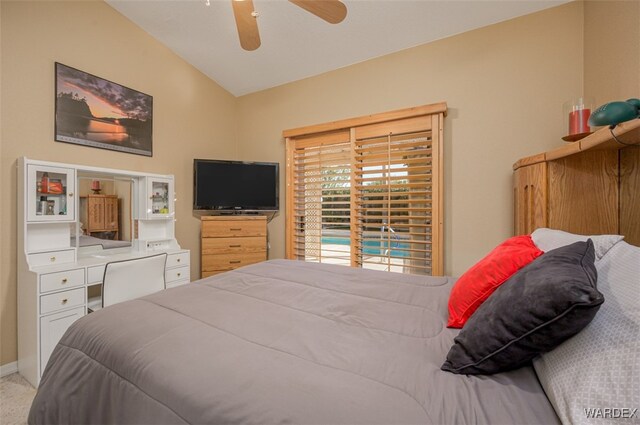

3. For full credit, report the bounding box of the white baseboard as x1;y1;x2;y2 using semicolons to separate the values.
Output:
0;361;18;378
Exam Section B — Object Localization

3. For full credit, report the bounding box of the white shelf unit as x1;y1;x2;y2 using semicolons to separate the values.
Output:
17;157;190;387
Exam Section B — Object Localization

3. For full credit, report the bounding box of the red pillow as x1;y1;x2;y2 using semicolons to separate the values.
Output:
447;235;543;328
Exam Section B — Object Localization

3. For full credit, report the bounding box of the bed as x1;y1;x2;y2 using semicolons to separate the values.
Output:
29;259;559;424
29;231;640;425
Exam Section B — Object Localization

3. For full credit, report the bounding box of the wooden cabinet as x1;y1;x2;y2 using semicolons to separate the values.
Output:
620;148;640;244
81;194;119;238
514;119;640;245
513;161;547;236
40;307;85;374
201;216;267;278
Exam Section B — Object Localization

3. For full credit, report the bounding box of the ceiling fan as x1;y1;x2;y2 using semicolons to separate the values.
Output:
231;0;347;51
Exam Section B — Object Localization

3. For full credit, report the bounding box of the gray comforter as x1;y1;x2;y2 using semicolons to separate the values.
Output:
29;260;559;424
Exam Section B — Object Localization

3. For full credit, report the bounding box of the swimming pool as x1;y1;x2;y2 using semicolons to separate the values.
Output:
321;236;409;257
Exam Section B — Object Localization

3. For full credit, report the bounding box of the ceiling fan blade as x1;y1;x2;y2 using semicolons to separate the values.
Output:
232;0;261;51
289;0;347;24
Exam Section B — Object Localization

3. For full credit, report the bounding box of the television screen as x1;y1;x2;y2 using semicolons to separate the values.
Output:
194;159;279;211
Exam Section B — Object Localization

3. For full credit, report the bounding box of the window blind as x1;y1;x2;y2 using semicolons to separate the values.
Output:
353;131;433;274
290;131;352;266
285;103;445;276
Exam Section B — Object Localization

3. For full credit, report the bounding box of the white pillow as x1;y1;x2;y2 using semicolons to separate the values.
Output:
533;241;639;425
531;228;624;260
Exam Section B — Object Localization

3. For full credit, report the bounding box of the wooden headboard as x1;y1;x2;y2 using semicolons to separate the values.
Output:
513;119;640;246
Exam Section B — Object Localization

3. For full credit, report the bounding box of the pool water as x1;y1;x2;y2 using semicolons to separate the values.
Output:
321;236;409;257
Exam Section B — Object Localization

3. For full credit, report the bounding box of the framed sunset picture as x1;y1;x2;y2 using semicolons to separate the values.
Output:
55;62;153;156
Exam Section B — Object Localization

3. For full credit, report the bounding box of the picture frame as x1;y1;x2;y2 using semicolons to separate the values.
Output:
55;62;153;157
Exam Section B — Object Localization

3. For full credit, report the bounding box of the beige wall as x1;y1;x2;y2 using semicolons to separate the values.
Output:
236;2;585;276
584;0;640;105
0;1;237;365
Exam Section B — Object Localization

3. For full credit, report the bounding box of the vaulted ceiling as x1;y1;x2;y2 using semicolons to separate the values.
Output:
107;0;569;96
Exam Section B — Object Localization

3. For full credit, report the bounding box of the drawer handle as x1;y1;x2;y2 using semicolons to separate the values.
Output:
177;272;181;277
176;258;181;263
230;228;242;231
61;278;68;284
229;244;241;248
61;298;68;304
230;260;241;264
50;256;56;262
68;193;74;197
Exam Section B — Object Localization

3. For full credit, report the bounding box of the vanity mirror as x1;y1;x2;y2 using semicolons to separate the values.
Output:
74;173;133;252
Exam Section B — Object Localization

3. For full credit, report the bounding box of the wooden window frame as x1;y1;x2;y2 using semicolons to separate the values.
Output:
284;102;447;276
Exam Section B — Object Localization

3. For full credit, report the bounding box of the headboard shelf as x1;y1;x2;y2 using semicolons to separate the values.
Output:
513;119;639;246
513;119;640;170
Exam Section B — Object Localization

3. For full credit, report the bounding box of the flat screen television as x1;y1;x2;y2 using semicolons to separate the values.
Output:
193;159;279;211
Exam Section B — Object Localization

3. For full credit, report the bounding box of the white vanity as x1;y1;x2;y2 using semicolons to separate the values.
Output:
17;157;190;387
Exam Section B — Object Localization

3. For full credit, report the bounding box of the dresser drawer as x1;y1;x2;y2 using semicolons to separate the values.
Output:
28;249;75;267
166;252;189;269
165;266;190;284
40;287;85;315
202;236;266;255
40;269;85;294
202;270;225;278
166;279;189;289
202;220;266;238
202;252;266;272
40;307;85;375
87;265;106;284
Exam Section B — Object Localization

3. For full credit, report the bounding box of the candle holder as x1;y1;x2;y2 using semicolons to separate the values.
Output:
562;97;594;142
91;180;102;194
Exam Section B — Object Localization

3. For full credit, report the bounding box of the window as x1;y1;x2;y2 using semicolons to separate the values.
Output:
285;103;446;276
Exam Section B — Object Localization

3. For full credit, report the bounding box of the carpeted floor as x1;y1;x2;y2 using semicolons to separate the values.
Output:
0;373;36;425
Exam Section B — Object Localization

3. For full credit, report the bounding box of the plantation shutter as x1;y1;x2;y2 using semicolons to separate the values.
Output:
285;103;445;276
289;130;352;266
353;126;436;275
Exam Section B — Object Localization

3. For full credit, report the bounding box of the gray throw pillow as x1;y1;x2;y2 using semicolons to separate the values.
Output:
531;228;623;260
442;240;603;375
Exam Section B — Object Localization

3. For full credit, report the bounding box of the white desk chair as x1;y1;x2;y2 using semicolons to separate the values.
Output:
88;253;167;311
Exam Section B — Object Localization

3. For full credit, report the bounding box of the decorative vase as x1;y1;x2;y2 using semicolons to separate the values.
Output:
562;97;594;142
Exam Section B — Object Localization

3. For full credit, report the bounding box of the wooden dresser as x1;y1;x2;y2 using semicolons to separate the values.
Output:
80;194;119;239
201;216;267;278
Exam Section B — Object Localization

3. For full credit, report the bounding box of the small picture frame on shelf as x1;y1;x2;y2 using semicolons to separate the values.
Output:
47;179;64;194
45;200;56;215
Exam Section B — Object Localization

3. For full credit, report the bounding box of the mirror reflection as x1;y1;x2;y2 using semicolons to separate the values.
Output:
73;176;132;251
